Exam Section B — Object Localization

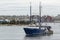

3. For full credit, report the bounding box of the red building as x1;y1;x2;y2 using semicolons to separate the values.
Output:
46;16;53;22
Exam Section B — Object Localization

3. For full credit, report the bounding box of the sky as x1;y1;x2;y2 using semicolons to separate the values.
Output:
0;0;60;16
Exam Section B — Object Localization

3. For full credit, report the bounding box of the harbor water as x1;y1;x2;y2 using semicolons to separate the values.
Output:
0;23;60;40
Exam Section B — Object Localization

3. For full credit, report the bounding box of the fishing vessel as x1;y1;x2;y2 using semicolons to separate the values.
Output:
23;2;53;35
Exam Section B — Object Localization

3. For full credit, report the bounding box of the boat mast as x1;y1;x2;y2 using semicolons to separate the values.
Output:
30;2;32;24
39;2;41;29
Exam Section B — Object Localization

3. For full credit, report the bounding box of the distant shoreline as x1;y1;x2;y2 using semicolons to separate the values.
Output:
0;22;60;26
0;24;29;26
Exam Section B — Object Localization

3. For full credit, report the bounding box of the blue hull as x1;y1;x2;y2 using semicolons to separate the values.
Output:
24;28;46;35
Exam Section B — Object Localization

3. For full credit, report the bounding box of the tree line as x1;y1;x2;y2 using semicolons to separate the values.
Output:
0;20;35;25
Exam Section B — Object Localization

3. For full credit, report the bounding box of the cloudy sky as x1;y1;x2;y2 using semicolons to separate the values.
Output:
0;0;60;16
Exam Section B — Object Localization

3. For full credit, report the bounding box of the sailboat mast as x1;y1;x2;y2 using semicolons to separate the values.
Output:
30;2;32;23
39;2;41;28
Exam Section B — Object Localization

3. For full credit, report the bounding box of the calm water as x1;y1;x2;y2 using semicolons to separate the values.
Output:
0;23;60;40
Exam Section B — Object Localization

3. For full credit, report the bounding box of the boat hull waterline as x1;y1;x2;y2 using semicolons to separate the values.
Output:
24;28;46;35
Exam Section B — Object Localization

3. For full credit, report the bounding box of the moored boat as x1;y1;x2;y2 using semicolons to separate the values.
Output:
23;2;53;35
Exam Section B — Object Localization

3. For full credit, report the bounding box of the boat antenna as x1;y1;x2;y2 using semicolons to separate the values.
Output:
30;2;32;24
39;2;41;29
